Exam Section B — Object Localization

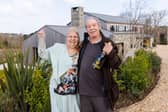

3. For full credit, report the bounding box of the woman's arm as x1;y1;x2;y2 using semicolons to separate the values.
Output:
37;33;51;62
38;37;47;59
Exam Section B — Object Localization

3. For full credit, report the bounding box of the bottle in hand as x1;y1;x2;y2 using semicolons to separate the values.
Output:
92;52;105;70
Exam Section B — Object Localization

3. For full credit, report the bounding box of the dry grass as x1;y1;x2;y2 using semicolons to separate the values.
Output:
0;49;21;64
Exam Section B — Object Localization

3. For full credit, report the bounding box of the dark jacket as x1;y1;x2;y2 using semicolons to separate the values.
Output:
78;31;121;110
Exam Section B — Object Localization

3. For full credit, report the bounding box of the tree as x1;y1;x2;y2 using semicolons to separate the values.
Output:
120;0;148;49
143;10;167;44
120;0;168;46
151;10;167;27
120;0;147;25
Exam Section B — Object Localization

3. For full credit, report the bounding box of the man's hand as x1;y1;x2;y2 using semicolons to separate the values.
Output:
103;42;113;55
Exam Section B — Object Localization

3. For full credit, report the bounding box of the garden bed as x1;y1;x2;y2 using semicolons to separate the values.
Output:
114;49;161;109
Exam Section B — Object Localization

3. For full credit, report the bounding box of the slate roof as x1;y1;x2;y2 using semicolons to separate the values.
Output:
84;12;130;24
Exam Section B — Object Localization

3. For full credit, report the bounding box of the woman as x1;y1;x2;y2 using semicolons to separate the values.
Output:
37;27;80;112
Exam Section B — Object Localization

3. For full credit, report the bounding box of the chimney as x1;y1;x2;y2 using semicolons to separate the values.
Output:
71;7;84;28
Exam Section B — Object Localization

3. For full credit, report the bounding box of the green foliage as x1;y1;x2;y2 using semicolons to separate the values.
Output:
2;50;35;112
0;50;52;111
24;61;51;112
115;49;161;97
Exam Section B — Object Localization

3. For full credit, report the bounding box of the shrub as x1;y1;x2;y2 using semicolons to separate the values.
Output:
24;61;51;112
2;50;35;112
116;49;153;97
0;50;52;112
115;49;161;100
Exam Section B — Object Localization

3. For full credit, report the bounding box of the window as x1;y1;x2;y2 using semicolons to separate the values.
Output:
110;25;115;32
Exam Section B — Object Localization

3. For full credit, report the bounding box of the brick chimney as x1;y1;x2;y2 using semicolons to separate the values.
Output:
71;7;84;28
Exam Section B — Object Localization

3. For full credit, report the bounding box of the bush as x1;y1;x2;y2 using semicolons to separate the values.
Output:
116;50;157;97
0;50;52;112
24;61;51;112
3;51;35;112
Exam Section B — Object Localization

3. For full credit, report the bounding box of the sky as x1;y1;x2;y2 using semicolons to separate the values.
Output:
0;0;168;34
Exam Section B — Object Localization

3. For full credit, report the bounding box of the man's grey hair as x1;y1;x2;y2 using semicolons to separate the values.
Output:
85;17;101;28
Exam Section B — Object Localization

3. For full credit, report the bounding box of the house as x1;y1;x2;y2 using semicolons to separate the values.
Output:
23;6;150;63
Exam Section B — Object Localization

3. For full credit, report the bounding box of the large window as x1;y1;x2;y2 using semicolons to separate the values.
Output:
110;25;131;32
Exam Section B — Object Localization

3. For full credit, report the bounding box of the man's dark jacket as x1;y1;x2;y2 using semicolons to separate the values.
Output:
77;31;121;110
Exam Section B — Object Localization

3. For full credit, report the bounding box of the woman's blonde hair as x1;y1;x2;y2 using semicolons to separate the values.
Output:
67;27;80;49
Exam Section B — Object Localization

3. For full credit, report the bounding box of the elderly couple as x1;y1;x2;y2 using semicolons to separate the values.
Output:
37;17;121;112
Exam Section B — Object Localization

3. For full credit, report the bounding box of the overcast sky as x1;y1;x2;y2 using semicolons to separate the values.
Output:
0;0;168;34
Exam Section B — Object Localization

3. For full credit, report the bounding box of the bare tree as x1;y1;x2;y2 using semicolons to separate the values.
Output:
120;0;147;24
151;10;167;27
120;0;148;49
139;10;167;36
120;0;168;47
150;10;167;44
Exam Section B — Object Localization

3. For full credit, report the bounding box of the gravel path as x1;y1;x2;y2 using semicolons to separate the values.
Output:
117;45;168;112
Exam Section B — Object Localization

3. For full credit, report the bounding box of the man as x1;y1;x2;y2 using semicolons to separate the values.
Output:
78;17;121;112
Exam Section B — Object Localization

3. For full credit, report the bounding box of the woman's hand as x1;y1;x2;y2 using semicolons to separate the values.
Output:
67;68;76;75
37;29;46;39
